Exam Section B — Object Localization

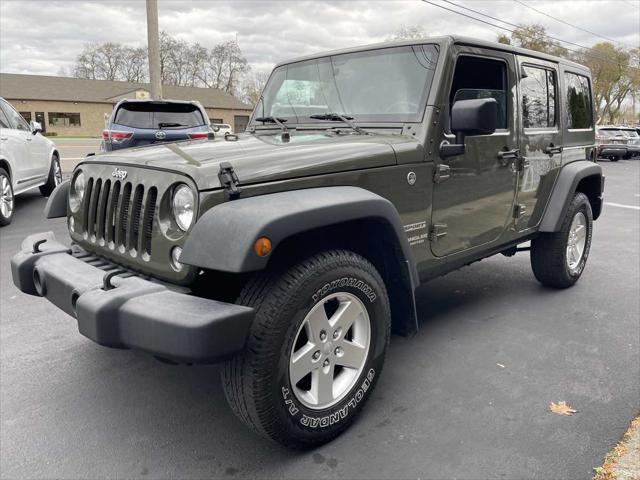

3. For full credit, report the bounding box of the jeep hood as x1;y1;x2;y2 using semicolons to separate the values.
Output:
82;131;405;190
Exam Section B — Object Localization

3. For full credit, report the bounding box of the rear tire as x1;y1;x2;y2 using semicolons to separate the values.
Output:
0;168;14;226
530;192;592;289
221;250;390;448
39;153;62;197
610;156;620;162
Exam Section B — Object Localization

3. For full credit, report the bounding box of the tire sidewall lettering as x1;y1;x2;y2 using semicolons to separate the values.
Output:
312;277;377;303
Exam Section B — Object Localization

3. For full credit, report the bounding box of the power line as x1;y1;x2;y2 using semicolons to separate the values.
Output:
420;0;637;69
439;0;620;60
513;0;638;49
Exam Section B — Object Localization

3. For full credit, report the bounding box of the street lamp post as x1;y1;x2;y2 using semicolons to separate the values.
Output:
146;0;162;99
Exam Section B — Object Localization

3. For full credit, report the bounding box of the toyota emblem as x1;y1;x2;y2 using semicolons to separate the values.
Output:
155;131;167;140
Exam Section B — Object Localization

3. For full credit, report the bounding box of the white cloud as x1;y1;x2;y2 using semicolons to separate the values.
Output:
1;0;638;76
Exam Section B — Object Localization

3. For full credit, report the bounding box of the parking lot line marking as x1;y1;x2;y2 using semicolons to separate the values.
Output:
605;202;640;211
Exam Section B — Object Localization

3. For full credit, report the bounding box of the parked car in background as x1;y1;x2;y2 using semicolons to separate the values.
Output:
101;99;214;152
595;127;629;161
211;123;233;137
619;127;640;158
0;97;61;226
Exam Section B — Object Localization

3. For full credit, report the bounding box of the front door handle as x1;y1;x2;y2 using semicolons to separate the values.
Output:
25;136;33;141
497;148;519;166
543;144;563;155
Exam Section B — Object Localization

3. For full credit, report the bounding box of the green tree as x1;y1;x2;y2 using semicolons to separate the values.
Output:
497;34;511;45
499;24;568;57
579;42;639;123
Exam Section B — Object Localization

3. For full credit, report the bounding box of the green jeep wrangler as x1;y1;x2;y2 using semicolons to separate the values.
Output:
12;36;603;448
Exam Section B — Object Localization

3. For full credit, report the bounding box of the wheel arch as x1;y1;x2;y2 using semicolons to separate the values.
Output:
0;157;12;179
181;186;419;336
539;161;603;232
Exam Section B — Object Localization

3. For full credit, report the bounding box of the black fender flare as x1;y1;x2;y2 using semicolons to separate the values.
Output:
44;179;70;218
539;161;603;232
181;186;420;336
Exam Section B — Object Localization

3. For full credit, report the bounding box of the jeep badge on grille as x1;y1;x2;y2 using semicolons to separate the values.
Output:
112;168;128;180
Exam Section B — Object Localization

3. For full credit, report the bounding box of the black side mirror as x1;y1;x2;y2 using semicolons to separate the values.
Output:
440;98;498;159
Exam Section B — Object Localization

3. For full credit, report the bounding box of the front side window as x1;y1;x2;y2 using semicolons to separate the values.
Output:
521;66;557;128
564;72;592;129
0;100;30;131
449;56;508;129
49;112;81;127
257;44;439;124
0;105;9;129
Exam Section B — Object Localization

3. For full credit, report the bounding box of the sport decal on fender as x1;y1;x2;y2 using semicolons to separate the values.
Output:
282;369;376;427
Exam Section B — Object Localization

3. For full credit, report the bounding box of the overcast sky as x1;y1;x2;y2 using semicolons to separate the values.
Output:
1;0;638;77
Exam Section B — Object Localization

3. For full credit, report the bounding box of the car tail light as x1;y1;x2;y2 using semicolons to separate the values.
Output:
188;132;208;140
102;130;133;142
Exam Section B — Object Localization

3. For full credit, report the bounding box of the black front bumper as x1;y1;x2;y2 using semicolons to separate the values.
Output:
11;232;254;363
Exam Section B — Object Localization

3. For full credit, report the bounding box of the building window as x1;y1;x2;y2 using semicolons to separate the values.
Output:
564;72;592;129
210;118;224;124
521;66;556;128
19;112;32;123
234;115;249;133
49;112;81;127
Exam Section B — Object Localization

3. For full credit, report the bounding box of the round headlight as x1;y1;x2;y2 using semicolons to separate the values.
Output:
172;184;195;231
69;171;85;212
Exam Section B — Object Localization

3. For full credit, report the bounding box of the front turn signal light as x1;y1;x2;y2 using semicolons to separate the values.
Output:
254;237;272;257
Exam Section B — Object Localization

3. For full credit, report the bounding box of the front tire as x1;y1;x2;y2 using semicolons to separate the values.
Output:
530;192;593;288
39;153;62;197
0;168;14;226
221;250;390;448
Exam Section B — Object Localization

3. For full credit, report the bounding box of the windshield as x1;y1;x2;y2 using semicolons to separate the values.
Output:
256;44;439;125
114;102;206;129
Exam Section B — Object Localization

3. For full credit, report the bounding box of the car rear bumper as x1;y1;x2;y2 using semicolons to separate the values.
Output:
597;145;627;157
11;232;254;363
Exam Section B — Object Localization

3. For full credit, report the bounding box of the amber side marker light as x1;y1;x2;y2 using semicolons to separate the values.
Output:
254;237;272;257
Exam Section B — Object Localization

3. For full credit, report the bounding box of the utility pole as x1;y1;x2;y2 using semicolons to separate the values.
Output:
146;0;162;99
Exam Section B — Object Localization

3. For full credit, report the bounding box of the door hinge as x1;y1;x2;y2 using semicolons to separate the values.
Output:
218;162;242;200
429;224;448;241
513;204;527;219
513;156;530;174
433;164;451;183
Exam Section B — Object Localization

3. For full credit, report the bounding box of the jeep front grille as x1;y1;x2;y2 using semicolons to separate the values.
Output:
81;176;157;257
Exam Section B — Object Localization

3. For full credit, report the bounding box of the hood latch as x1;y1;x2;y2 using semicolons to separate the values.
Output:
218;162;242;200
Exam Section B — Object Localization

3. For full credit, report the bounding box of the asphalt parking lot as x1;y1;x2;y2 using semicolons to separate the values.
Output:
1;159;638;479
53;137;102;173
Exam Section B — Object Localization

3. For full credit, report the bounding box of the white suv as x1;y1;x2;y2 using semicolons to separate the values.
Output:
0;97;61;226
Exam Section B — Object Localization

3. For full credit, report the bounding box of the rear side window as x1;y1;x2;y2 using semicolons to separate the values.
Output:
114;102;206;129
564;72;592;129
521;65;556;128
450;56;508;129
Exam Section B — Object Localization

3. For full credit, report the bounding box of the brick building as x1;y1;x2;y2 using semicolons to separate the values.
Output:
0;73;254;136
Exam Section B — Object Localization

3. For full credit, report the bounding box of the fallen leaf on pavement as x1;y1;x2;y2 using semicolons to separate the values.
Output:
549;401;577;416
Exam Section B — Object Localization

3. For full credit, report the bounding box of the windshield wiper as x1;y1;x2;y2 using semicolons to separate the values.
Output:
158;122;186;128
309;113;366;135
254;116;290;141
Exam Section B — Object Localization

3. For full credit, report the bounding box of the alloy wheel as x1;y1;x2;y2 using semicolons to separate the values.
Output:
0;174;14;219
566;211;587;274
289;292;371;410
53;157;62;186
